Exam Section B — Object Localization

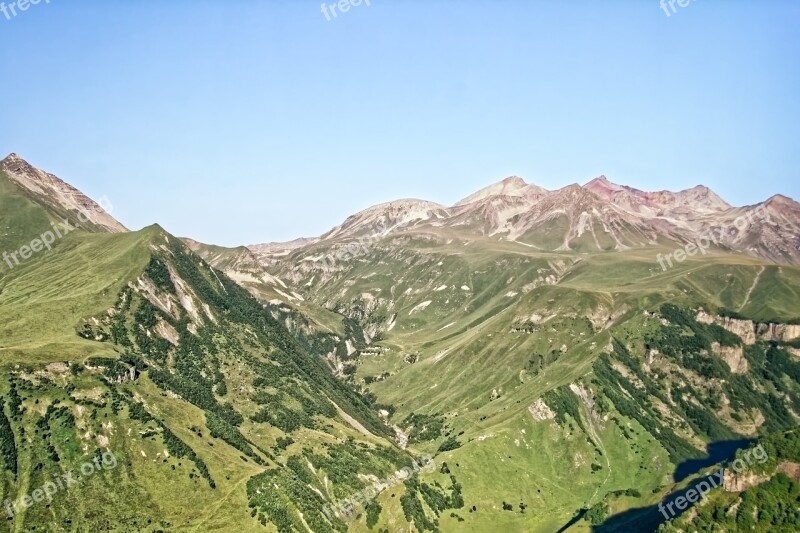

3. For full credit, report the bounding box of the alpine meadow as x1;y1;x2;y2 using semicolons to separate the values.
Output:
1;2;800;533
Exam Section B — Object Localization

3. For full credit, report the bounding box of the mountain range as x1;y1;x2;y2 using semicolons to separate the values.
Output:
248;173;799;266
2;153;800;533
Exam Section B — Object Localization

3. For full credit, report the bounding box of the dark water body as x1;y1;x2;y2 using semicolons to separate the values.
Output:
590;474;725;533
673;438;752;483
553;438;754;533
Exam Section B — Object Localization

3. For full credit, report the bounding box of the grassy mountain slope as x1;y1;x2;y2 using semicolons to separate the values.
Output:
262;223;800;532
0;165;432;532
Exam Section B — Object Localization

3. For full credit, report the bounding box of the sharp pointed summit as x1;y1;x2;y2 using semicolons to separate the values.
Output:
584;175;624;194
1;153;127;233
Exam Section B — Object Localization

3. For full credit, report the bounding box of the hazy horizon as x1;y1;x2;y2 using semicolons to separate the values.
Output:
2;0;798;246
1;152;793;248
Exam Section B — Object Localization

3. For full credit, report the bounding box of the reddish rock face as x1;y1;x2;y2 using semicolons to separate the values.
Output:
250;172;800;265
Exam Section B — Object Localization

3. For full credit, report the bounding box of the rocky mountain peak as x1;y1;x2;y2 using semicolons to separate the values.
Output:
321;198;449;240
670;184;731;212
2;152;36;174
454;176;547;207
1;152;128;233
765;193;795;207
502;176;527;186
583;175;625;196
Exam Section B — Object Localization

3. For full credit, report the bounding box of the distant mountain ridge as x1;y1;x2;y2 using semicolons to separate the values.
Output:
3;153;797;265
252;174;800;265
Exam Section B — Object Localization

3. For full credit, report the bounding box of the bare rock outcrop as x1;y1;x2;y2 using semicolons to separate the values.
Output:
756;322;800;342
697;311;800;345
696;311;756;344
711;342;748;374
723;468;770;492
724;462;800;492
528;398;555;421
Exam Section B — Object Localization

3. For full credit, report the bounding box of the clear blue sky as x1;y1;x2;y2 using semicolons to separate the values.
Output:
1;1;798;246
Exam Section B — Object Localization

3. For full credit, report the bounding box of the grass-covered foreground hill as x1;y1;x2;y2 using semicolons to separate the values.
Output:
0;159;441;532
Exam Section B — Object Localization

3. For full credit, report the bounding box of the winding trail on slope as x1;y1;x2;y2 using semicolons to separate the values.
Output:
739;266;765;311
192;475;250;532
